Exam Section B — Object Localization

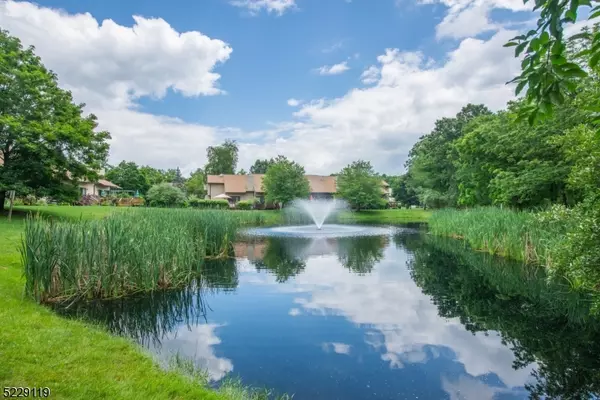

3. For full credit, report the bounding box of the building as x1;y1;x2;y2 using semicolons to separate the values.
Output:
206;174;391;203
205;174;337;203
78;178;121;196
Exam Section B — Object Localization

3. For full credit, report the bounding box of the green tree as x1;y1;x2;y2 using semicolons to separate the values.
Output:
184;168;206;197
505;4;600;122
406;104;491;207
145;183;186;207
205;139;238;175
336;160;385;211
139;166;167;186
238;168;247;175
390;174;419;208
0;29;110;209
249;158;275;174
171;167;186;188
262;156;310;206
106;161;150;194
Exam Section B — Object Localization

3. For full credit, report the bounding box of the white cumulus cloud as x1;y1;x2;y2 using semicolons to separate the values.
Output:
0;0;525;176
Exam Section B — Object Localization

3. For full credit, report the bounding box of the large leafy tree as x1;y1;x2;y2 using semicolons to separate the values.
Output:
204;139;238;175
406;104;491;207
106;161;149;194
250;158;275;174
139;166;168;186
336;160;385;211
390;174;420;208
185;168;206;197
0;30;110;209
262;156;310;206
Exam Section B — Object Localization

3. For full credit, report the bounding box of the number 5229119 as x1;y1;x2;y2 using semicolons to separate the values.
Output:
3;387;51;398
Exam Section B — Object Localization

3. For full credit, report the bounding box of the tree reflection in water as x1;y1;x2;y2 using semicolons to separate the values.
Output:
250;234;389;281
52;281;210;348
398;233;600;399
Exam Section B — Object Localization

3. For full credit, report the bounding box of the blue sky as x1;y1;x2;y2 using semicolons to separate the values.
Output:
34;0;447;130
0;0;560;174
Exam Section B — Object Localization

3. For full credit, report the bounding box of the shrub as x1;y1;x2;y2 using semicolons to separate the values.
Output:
23;194;37;206
78;194;100;206
550;192;600;297
145;183;186;207
188;199;229;210
236;200;254;210
35;197;48;206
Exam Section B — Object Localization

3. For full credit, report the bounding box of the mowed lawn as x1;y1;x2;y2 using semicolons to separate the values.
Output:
0;207;225;400
0;205;429;399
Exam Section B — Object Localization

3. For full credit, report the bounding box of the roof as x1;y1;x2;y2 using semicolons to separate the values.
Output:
97;179;121;189
306;175;337;193
206;174;337;194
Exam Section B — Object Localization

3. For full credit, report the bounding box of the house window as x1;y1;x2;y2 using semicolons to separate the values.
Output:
80;187;87;196
231;196;241;203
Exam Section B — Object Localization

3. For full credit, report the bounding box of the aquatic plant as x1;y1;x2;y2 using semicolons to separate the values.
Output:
21;208;268;302
428;207;570;269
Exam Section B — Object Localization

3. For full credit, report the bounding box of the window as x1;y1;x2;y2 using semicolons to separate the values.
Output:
80;187;87;196
231;196;241;203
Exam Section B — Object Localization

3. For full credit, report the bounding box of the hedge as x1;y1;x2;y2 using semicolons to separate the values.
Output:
188;198;229;209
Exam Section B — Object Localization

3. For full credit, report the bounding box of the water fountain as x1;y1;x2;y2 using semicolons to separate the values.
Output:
245;198;391;238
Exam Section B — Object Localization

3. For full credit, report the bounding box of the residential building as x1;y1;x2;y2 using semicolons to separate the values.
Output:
206;174;391;203
78;178;121;196
206;174;337;203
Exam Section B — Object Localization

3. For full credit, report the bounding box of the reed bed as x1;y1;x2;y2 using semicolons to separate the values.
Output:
22;208;267;302
428;207;569;268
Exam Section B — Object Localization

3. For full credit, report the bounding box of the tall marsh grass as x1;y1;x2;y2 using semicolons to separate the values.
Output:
428;207;570;268
22;208;268;302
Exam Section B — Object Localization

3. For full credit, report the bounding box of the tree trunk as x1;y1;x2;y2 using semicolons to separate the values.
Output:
0;190;6;212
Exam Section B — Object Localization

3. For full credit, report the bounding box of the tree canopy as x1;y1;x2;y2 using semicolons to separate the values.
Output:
184;168;206;197
204;139;238;175
336;160;385;211
250;158;275;174
106;161;150;194
262;156;310;206
0;29;110;209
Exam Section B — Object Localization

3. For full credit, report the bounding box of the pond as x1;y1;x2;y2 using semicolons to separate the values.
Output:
53;226;600;399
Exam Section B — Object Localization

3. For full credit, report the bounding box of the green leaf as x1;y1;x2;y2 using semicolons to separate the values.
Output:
516;42;528;57
551;55;567;65
504;41;519;47
516;80;528;95
589;10;600;19
540;31;550;44
565;10;577;21
590;51;600;68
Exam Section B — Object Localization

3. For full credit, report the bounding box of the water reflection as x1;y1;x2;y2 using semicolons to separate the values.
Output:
51;231;600;399
404;235;600;400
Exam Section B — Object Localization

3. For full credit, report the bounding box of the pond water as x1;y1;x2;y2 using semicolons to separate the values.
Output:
54;226;600;399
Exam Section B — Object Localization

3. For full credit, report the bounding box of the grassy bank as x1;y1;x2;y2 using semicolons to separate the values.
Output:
1;210;292;399
0;214;225;399
428;207;568;268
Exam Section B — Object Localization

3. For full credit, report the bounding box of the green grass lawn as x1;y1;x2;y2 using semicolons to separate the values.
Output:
341;208;431;223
